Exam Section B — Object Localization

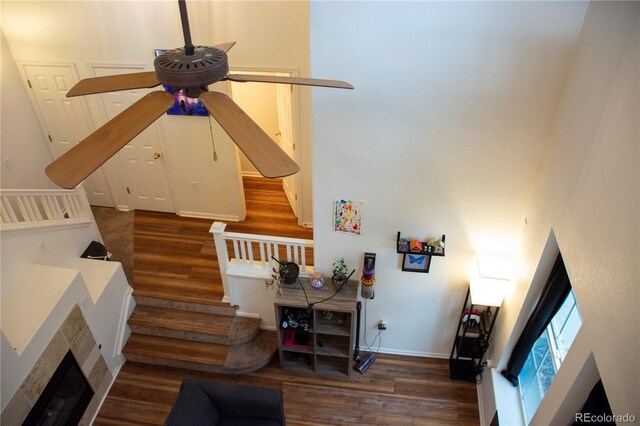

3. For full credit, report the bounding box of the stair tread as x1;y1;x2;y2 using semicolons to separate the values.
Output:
125;334;229;366
132;288;227;306
225;330;278;370
129;305;234;336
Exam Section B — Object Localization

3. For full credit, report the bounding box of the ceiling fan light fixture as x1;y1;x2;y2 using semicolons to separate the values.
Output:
153;46;229;94
47;0;352;188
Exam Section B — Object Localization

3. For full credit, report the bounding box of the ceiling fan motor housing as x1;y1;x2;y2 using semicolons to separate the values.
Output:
154;46;228;96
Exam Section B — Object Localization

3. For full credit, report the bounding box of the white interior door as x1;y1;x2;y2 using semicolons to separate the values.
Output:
276;83;298;217
94;67;175;213
22;64;114;206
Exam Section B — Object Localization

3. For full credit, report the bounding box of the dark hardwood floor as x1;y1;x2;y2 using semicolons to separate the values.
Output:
94;177;479;425
95;356;479;426
132;177;313;304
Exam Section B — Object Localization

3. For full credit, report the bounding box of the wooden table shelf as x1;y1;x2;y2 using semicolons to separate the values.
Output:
275;279;357;377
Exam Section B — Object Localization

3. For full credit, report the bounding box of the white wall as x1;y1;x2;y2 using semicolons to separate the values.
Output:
230;80;280;176
0;31;56;189
1;1;313;223
310;1;588;357
484;2;639;423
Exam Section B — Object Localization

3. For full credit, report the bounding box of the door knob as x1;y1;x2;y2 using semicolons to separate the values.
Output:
275;131;282;136
153;152;161;159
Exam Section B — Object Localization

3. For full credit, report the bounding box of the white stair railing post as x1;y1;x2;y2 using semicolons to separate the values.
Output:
210;221;232;304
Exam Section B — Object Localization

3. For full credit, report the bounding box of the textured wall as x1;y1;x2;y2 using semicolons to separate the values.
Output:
0;32;55;189
310;1;588;356
487;2;640;423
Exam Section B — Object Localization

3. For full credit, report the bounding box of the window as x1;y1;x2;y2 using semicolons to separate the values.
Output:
518;290;582;424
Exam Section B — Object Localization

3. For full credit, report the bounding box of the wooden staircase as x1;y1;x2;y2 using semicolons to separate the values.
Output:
124;295;278;374
117;178;312;376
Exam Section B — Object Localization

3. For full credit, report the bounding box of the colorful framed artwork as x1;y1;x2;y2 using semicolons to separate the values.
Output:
154;49;210;116
402;253;431;273
334;200;363;235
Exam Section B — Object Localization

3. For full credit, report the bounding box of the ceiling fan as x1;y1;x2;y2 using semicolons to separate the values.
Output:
46;0;353;189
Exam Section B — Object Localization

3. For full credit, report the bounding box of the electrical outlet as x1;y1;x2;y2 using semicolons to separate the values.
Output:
2;157;13;170
378;320;387;330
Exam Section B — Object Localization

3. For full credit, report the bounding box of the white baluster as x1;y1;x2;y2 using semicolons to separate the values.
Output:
301;247;307;272
28;197;43;221
293;245;300;264
239;239;248;264
230;239;239;262
259;242;266;269
51;196;64;219
247;240;254;265
40;196;53;220
15;196;30;222
62;195;77;218
2;197;18;223
71;195;83;216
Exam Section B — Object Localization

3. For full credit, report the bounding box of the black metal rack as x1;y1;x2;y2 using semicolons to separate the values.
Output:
449;285;500;382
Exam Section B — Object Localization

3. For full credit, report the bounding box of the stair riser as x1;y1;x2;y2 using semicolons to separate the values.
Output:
129;324;231;345
123;352;273;375
134;296;237;316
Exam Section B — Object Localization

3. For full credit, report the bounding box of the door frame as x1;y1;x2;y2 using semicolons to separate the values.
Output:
16;60;116;207
86;62;177;213
226;66;303;223
16;60;89;161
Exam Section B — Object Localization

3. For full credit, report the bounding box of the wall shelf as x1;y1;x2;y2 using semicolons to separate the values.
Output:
396;232;446;273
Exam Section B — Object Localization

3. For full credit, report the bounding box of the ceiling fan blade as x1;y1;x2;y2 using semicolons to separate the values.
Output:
225;74;354;89
213;41;236;52
199;91;300;178
46;91;174;189
66;71;160;97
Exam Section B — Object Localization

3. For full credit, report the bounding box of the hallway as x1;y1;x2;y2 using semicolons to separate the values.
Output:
131;176;313;304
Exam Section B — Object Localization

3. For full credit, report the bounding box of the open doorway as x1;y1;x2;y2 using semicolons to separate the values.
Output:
228;70;301;220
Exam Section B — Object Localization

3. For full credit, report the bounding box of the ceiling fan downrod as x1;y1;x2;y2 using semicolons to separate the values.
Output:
178;0;195;56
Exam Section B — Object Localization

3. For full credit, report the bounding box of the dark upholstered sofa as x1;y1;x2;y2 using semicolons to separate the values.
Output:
165;378;285;426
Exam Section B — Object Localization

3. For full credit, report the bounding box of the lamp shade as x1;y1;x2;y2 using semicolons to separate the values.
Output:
469;255;512;306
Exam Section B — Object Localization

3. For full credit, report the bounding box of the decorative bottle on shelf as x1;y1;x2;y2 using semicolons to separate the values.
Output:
311;271;324;289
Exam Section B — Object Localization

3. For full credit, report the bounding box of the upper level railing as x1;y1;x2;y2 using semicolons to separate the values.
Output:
0;188;92;231
210;221;314;303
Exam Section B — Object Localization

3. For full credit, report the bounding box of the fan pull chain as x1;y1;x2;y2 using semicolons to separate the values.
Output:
207;115;218;161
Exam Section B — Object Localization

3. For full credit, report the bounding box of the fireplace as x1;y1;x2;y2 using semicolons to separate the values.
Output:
22;351;94;426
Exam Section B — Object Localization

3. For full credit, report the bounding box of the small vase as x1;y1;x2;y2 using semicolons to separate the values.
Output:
311;272;324;289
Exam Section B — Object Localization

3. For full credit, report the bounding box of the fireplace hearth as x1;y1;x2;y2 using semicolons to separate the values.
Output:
22;351;94;426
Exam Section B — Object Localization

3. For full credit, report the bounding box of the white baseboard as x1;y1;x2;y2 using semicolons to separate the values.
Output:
241;171;263;178
115;205;131;212
370;346;450;359
222;295;231;304
302;222;313;229
177;211;242;222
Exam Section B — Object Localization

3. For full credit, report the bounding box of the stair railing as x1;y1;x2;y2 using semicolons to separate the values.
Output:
210;221;313;303
0;188;92;231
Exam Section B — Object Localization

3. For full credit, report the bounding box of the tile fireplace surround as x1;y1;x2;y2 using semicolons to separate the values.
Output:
1;304;112;425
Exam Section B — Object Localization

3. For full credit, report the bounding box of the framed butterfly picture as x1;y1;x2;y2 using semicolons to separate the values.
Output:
402;253;431;273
